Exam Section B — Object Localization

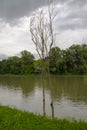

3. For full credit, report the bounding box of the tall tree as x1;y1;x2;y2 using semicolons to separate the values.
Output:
30;3;56;117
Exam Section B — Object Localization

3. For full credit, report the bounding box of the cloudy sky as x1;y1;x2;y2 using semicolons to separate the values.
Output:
0;0;87;58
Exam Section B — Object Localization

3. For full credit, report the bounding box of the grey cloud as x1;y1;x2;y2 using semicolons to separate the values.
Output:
55;0;87;31
0;0;47;20
68;0;87;7
57;14;87;31
0;0;87;37
67;0;87;19
58;20;87;31
0;0;58;21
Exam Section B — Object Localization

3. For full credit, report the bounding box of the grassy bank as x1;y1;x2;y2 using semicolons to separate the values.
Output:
0;106;87;130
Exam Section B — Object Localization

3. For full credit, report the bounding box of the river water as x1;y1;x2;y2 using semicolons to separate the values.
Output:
0;75;87;121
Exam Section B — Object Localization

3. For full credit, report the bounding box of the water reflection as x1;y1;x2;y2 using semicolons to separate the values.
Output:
51;76;87;103
0;75;87;121
0;75;35;97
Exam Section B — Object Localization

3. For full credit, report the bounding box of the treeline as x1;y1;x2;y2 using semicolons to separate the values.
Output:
49;44;87;74
0;44;87;75
0;50;34;74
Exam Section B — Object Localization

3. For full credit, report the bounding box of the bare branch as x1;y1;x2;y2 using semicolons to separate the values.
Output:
30;2;56;59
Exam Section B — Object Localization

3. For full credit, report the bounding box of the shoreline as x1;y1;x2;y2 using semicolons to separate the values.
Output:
0;106;87;130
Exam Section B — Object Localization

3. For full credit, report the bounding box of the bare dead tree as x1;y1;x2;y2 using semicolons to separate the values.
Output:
30;2;56;117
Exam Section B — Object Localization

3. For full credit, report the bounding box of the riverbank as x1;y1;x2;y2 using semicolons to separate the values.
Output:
0;106;87;130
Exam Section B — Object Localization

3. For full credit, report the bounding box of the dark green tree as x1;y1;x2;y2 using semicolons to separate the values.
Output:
49;47;63;74
21;50;35;74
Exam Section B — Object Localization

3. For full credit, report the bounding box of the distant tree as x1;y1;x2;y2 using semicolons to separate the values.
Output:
34;59;41;74
0;59;7;74
0;50;35;75
21;50;34;65
49;47;61;73
21;50;35;74
7;56;22;74
64;44;87;74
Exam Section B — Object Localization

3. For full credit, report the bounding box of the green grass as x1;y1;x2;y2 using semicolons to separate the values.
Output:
0;106;87;130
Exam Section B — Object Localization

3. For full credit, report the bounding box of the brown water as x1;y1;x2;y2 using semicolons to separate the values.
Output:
0;75;87;121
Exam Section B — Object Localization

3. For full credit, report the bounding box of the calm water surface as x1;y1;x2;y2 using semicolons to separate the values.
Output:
0;75;87;121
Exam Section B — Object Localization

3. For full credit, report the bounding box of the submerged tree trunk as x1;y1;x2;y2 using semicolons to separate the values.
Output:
50;100;54;118
42;80;46;116
46;58;54;118
41;59;46;116
48;71;54;118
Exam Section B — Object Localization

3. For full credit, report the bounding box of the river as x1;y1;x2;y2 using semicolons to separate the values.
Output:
0;75;87;121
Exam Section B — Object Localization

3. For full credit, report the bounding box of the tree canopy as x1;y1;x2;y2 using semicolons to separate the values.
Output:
0;44;87;75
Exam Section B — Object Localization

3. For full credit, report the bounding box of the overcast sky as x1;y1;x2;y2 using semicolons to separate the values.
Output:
0;0;87;58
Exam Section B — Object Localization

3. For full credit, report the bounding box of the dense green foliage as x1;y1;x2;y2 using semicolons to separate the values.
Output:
0;50;34;74
0;44;87;75
49;44;87;74
0;106;87;130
